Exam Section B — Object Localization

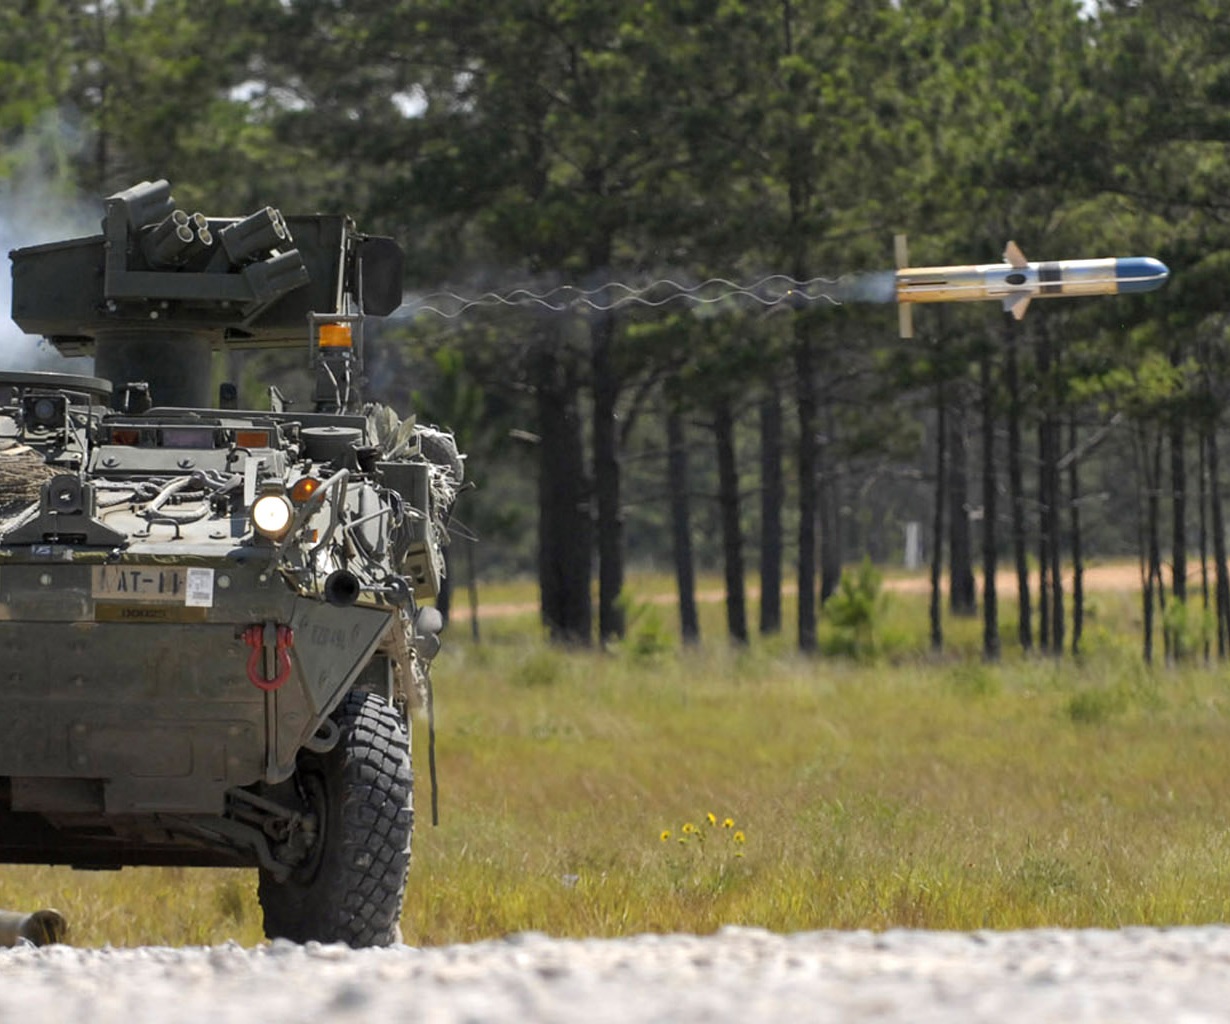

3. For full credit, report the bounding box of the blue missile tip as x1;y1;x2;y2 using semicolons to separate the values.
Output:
1115;257;1169;294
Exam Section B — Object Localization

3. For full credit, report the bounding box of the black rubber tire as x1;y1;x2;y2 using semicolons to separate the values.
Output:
258;691;413;947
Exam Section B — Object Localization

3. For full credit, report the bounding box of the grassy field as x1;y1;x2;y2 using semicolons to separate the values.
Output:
5;573;1230;947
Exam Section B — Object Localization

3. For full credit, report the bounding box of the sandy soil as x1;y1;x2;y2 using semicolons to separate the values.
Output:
466;561;1149;622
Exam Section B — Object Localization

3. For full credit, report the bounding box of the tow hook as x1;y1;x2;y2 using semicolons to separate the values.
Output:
243;622;294;691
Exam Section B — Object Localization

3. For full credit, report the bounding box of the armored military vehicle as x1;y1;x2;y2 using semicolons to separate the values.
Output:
0;180;459;947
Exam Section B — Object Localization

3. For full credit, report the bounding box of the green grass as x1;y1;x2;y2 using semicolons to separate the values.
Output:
6;575;1230;946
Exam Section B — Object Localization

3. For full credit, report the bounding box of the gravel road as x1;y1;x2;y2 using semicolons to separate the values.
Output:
3;926;1230;1023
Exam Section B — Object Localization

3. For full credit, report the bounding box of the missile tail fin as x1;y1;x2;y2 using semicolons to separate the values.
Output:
895;234;913;337
898;302;914;338
1004;293;1031;319
1004;241;1028;268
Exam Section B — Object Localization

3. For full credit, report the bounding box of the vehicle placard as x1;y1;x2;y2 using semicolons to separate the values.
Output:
91;566;189;603
185;567;215;608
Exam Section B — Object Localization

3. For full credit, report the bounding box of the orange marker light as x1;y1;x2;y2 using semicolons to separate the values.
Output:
290;477;322;503
317;323;352;348
236;429;271;449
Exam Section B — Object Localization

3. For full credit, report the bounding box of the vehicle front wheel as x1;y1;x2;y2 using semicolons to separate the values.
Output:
258;691;413;947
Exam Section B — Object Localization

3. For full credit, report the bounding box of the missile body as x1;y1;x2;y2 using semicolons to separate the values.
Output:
893;240;1169;337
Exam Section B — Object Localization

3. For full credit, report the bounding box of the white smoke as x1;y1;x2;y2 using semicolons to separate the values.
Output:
0;111;100;372
833;270;898;305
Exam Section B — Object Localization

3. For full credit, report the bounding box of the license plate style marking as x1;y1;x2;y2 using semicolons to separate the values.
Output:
91;566;189;603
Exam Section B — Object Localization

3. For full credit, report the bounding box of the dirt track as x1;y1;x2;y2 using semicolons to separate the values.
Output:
3;926;1229;1023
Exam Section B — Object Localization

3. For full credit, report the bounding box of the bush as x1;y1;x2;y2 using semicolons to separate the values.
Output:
823;557;886;659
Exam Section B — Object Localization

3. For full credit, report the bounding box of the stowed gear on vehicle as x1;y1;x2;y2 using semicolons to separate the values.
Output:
0;180;462;947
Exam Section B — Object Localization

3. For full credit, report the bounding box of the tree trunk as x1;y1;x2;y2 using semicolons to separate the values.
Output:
1141;554;1155;665
1211;426;1230;658
981;348;999;661
1036;326;1060;655
1170;415;1187;660
1135;427;1165;665
714;397;748;644
759;378;783;635
1148;433;1167;663
667;403;700;644
1006;316;1032;651
818;482;842;606
796;324;818;652
1134;429;1153;664
1038;415;1052;652
977;349;1000;660
590;311;624;643
536;348;592;645
948;402;977;616
1200;427;1211;662
1048;417;1064;657
818;407;842;605
930;381;946;653
1068;415;1084;657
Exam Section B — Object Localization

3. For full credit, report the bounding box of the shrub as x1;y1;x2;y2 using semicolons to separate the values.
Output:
823;557;886;659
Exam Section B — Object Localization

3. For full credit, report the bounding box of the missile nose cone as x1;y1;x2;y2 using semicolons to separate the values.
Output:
1115;256;1169;294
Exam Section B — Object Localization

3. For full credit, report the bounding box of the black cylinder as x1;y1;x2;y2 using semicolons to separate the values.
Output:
301;426;363;464
323;570;362;606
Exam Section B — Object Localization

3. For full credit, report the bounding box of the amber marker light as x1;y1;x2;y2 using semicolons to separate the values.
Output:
317;323;353;348
251;493;295;540
290;477;322;504
235;429;271;449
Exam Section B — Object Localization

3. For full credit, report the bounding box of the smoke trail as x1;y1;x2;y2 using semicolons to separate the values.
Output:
0;112;99;372
394;268;902;320
395;273;850;319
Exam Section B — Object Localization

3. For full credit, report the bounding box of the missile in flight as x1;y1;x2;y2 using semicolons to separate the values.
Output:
892;236;1169;338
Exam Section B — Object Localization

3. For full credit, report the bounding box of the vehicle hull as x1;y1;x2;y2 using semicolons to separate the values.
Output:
0;552;395;865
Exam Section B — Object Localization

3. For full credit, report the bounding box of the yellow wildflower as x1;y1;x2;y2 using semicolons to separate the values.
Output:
660;830;671;842
723;818;735;829
682;822;697;835
706;812;717;826
733;830;746;844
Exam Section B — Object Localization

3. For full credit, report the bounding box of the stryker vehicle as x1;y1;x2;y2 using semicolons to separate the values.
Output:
0;180;460;947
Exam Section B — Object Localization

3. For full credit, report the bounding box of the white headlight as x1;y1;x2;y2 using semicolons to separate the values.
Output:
251;493;294;539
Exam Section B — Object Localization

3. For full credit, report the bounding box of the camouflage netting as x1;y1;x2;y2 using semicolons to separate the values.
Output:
0;444;56;528
364;404;463;536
